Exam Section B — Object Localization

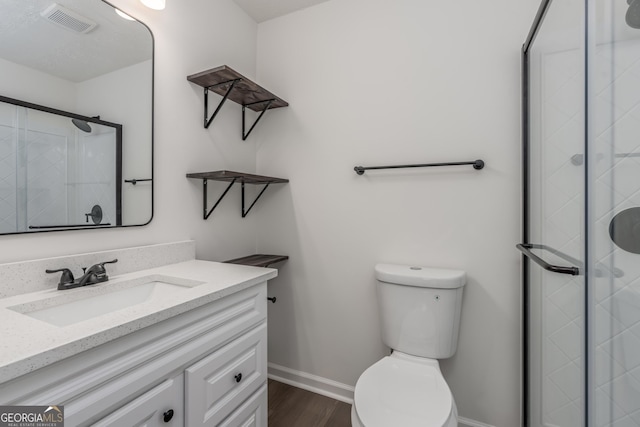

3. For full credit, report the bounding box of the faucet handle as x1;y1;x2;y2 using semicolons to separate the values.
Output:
87;259;118;273
91;259;118;282
100;259;118;267
45;268;75;285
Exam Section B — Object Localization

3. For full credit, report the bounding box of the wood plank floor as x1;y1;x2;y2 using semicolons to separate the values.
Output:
268;379;352;427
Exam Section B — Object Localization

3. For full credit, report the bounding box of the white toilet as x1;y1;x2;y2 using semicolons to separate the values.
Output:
351;264;466;427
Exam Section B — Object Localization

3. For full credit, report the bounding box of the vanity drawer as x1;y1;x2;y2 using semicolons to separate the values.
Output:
91;374;183;427
219;383;267;427
185;322;267;427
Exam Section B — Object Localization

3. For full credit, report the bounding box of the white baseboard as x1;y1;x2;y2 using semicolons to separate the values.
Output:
267;363;495;427
458;416;496;427
267;362;355;404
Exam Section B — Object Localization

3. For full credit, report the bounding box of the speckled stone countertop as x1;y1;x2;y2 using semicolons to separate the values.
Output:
0;260;277;384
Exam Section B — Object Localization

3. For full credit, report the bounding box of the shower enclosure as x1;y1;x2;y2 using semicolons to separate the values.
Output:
521;0;640;425
0;96;122;233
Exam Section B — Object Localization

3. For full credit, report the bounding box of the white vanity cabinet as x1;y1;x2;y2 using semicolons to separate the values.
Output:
0;282;268;427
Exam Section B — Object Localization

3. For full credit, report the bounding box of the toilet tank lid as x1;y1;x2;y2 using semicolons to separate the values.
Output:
375;264;466;289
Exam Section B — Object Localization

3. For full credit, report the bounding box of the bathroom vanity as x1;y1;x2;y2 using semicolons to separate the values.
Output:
0;258;275;426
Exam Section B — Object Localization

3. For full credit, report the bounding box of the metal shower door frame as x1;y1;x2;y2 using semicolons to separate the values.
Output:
521;0;593;425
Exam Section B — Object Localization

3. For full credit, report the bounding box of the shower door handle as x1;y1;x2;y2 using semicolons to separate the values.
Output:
516;243;581;276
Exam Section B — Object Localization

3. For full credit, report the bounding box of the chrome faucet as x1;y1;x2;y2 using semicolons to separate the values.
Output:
46;259;118;290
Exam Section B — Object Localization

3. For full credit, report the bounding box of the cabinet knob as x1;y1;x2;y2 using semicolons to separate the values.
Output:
234;373;243;383
163;409;174;422
267;296;277;303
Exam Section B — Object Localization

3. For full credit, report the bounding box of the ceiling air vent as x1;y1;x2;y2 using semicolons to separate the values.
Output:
40;4;97;34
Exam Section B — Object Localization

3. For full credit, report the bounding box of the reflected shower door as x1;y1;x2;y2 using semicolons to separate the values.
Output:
524;0;587;425
0;99;121;232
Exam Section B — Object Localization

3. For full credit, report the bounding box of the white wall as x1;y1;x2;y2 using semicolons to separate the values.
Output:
0;57;76;111
254;0;538;425
0;0;260;265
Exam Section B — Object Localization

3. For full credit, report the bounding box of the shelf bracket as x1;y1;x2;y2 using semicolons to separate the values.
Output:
204;79;241;129
203;178;236;219
242;99;274;141
242;181;271;217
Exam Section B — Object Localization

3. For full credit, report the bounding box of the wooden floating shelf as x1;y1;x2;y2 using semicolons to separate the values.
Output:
186;170;289;219
186;170;289;184
187;65;288;139
187;66;288;111
224;254;289;268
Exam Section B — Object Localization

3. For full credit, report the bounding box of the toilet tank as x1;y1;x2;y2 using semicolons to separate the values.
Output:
375;264;466;359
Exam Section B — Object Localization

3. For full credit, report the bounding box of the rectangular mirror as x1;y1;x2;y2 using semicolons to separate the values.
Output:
0;0;153;234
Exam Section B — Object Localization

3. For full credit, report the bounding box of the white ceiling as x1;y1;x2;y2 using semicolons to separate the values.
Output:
0;0;327;83
0;0;152;82
232;0;331;23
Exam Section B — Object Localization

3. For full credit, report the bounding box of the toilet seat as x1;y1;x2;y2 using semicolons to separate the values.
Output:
353;354;454;427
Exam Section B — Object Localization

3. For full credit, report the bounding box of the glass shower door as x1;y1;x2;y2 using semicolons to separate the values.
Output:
523;0;588;425
525;0;640;425
591;1;640;425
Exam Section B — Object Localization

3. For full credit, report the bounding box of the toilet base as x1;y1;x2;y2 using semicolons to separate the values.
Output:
351;396;458;427
351;405;363;427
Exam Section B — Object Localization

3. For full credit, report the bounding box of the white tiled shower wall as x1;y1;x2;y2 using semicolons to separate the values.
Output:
0;109;17;233
0;104;70;233
541;40;640;426
593;39;640;427
76;128;117;225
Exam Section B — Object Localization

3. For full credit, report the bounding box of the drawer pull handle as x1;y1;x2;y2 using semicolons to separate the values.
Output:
163;409;174;422
235;373;243;383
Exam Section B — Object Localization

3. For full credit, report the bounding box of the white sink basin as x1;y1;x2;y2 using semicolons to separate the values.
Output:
9;276;204;327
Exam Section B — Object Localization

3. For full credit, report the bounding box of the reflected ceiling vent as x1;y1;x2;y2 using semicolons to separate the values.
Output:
40;4;98;34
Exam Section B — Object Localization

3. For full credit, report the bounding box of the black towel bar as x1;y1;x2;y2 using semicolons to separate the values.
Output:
124;178;152;185
354;159;484;175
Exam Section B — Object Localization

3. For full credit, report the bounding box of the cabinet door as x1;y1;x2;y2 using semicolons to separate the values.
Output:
185;323;267;427
218;384;267;427
91;374;183;427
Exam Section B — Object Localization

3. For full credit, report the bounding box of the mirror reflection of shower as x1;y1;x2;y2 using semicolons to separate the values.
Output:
71;116;100;133
72;119;92;133
627;0;640;28
0;96;122;234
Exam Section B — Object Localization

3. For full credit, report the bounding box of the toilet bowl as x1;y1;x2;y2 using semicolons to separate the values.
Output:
351;352;457;427
351;264;466;427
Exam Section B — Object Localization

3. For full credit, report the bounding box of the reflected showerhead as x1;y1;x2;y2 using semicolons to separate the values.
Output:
71;118;92;133
627;0;640;29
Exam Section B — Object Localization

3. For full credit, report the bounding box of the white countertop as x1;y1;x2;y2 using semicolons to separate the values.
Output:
0;260;277;384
